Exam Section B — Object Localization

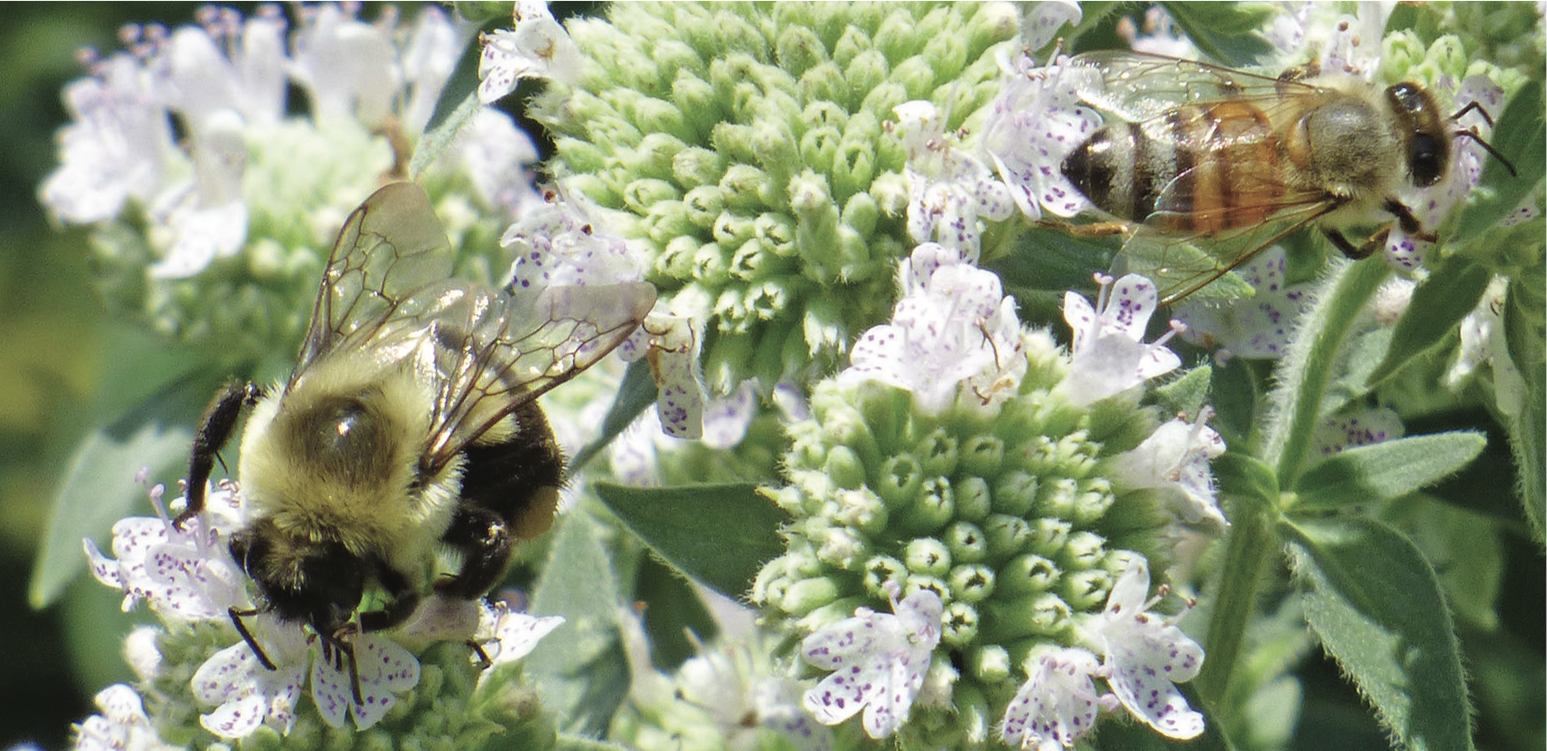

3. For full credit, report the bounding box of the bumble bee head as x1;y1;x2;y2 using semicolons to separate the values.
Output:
229;521;365;633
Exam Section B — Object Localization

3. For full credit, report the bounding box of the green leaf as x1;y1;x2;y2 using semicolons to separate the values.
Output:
1153;364;1212;419
29;371;215;608
1115;235;1255;304
594;482;788;600
1292;432;1487;511
1213;451;1279;510
527;512;629;736
1503;281;1546;540
408;18;493;179
1160;1;1275;66
1384;495;1504;632
1365;254;1491;387
634;554;718;671
569;359;657;474
1453;79;1546;245
1284;517;1474;751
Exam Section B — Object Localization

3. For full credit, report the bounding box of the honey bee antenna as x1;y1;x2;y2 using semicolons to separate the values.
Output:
1450;100;1495;128
1455;129;1518;177
228;607;277;671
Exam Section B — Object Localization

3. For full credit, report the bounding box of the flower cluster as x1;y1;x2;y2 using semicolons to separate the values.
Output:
40;4;542;362
755;265;1220;747
530;2;1021;391
77;479;563;748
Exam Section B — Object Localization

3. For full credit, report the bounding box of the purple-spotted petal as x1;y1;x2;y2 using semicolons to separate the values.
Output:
1000;648;1101;750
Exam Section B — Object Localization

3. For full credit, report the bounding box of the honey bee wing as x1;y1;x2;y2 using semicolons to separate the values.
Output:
1067;50;1315;123
294;182;454;379
1119;194;1336;305
418;280;658;472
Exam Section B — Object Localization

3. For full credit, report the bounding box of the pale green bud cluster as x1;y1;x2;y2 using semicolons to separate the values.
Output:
753;330;1180;748
87;121;509;366
137;624;554;751
533;2;1018;391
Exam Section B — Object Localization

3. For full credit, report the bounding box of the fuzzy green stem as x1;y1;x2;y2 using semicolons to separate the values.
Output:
1265;256;1391;487
1196;454;1279;709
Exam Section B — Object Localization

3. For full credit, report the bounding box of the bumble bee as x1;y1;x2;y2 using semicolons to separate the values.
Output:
173;182;655;698
1056;51;1514;303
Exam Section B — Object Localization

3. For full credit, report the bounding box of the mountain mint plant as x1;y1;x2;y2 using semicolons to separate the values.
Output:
32;3;1545;751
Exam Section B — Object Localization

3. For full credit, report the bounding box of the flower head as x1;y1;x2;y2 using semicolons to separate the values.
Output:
800;587;944;738
1078;559;1205;740
39;4;536;362
531;2;1020;389
1055;274;1182;406
842;243;1025;413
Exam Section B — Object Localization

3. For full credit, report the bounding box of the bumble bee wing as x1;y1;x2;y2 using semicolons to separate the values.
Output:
1067;50;1317;123
418;280;657;472
295;182;454;377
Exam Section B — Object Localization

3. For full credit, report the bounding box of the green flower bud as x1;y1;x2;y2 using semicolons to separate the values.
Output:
905;538;952;576
875;453;925;507
969;643;1012;685
999;553;1059;597
983;514;1033;559
782;575;845;616
942;600;980;646
943;521;988;563
897;477;955;534
953;476;993;522
863;555;909;597
948;564;996;603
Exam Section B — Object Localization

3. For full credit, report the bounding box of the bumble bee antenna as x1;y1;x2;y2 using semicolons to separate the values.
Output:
228;607;277;671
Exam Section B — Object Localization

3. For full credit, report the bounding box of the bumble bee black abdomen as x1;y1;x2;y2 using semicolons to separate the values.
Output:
436;401;564;598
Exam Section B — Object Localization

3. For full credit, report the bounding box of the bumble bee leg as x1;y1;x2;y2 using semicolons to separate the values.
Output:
436;506;518;599
229;607;277;671
469;640;493;670
1035;219;1131;238
176;381;260;530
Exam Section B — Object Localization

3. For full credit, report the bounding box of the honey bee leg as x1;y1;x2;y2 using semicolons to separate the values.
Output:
176;381;261;530
1322;227;1374;259
1035;219;1131;238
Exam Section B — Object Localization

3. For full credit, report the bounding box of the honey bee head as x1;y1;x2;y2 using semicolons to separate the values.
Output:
1384;82;1450;188
229;518;365;633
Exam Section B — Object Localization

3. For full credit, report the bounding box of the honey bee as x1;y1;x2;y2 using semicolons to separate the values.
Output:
173;182;655;700
1057;50;1514;303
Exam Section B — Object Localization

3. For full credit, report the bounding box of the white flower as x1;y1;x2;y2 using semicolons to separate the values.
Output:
1019;1;1083;52
1078;559;1205;740
1309;407;1405;458
478;1;583;103
73;684;177;751
192;612;421;736
458;108;544;219
83;480;247;620
1116;6;1200;58
800;588;944;738
476;600;566;667
502;185;647;290
39;54;176;225
1447;276;1526;414
843;243;1025;414
981;51;1101;221
1055;274;1182;406
1174;246;1311;360
1110;409;1229;529
891;100;1016;259
999;647;1102;751
676;643;834;751
147;110;249;280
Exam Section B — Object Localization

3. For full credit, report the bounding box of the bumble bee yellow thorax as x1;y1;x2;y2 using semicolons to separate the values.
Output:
238;355;462;563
